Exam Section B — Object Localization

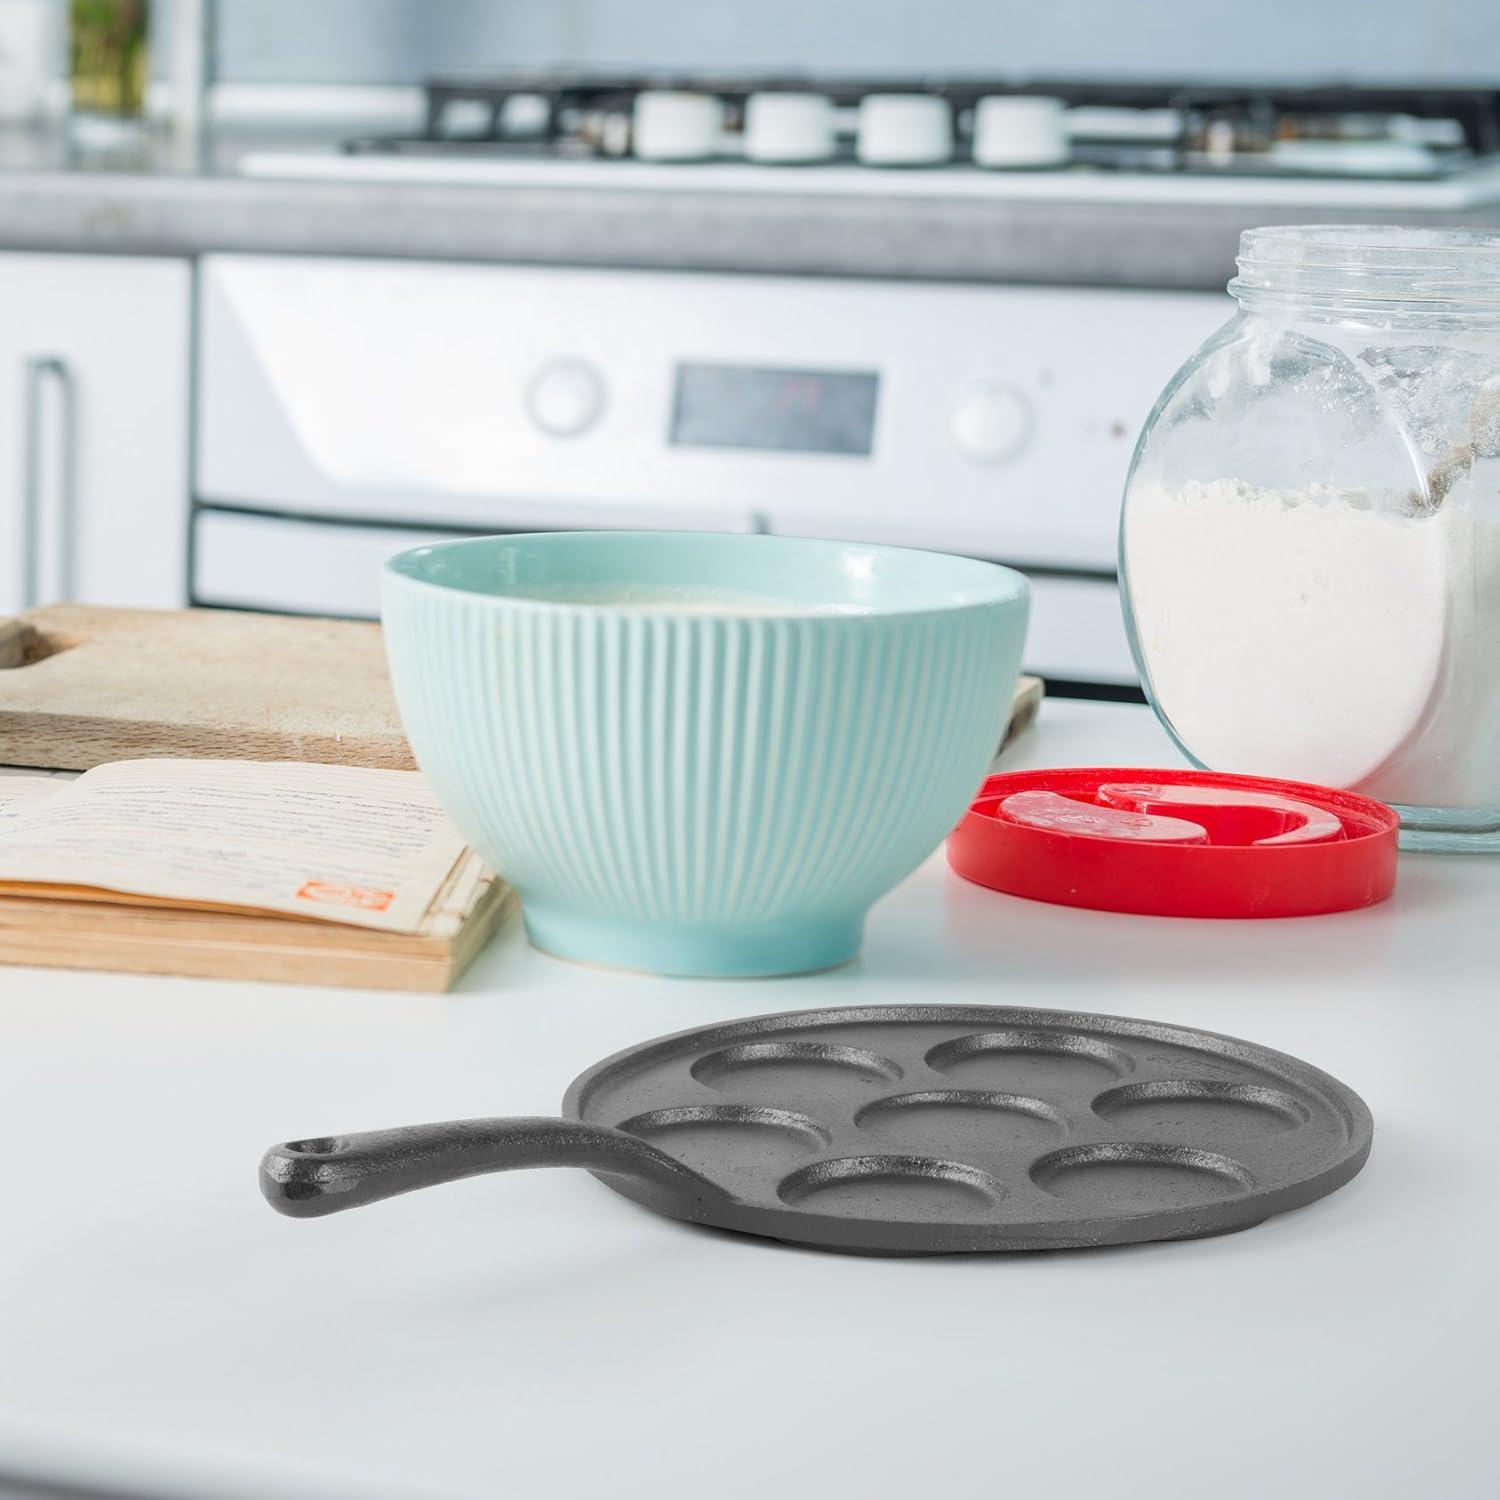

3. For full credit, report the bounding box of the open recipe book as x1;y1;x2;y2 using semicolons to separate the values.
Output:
0;760;513;991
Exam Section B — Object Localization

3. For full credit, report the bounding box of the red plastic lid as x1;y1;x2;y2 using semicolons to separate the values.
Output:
947;767;1399;918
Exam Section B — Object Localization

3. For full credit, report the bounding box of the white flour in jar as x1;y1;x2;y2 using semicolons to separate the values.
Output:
1123;478;1500;807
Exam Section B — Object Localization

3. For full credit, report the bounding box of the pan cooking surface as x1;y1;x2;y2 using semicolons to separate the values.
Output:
564;1005;1372;1253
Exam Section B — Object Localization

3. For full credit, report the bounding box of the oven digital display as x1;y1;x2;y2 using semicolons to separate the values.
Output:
670;362;880;457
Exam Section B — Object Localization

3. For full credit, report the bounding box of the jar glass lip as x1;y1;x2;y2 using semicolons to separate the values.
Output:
1230;224;1500;312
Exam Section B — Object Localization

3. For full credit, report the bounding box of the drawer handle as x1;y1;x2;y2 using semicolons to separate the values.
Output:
21;356;78;609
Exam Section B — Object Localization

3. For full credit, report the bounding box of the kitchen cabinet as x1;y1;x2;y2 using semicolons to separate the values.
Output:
0;254;190;615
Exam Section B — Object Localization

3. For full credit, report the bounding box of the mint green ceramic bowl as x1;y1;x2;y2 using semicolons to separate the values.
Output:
383;532;1028;977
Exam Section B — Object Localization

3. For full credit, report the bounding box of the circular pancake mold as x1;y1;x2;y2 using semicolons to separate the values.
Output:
263;1005;1373;1255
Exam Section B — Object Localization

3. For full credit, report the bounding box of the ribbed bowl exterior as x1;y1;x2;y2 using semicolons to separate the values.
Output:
383;549;1026;976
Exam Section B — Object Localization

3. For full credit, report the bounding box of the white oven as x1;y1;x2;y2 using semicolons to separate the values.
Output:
193;255;1226;689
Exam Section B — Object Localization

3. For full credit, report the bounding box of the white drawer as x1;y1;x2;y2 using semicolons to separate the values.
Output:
194;507;1138;688
193;509;464;619
1023;574;1136;687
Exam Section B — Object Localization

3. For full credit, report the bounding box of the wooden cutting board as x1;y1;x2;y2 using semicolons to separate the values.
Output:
0;603;1045;773
0;605;415;771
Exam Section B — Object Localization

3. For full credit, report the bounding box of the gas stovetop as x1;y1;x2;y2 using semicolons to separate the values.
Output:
238;75;1500;208
367;75;1496;176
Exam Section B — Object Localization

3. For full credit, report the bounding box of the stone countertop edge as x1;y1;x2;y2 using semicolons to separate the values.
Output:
3;164;1499;288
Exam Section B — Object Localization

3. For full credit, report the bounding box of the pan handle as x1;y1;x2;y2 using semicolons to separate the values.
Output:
259;1116;726;1220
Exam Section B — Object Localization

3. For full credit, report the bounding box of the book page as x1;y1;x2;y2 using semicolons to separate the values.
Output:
0;760;469;934
0;775;68;828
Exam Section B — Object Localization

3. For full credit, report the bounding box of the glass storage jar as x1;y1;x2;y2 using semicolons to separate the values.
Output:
1121;225;1500;852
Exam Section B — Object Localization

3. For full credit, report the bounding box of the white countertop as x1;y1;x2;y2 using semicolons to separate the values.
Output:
1;699;1494;1500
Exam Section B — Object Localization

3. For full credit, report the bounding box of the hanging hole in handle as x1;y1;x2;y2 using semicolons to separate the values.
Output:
284;1137;345;1156
0;619;75;669
0;620;73;669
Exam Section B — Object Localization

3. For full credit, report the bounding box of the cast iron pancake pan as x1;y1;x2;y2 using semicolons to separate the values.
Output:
261;1005;1372;1254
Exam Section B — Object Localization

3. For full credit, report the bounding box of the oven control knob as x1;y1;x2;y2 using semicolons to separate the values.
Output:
950;382;1032;462
527;359;606;438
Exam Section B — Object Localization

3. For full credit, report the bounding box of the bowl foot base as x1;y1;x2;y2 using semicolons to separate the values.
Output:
522;906;863;978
